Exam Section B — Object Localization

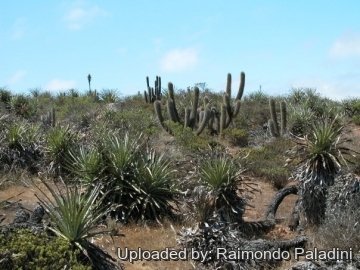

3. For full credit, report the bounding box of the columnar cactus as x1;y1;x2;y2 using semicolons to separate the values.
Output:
153;71;246;137
268;98;287;137
154;84;210;136
144;76;162;103
223;72;244;129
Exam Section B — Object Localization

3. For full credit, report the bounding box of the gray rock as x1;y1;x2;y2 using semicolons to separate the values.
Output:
29;205;45;224
12;209;30;224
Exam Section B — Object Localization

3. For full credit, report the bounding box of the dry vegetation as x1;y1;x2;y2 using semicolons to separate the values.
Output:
0;77;360;269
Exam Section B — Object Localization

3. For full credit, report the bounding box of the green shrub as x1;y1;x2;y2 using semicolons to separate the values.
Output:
105;109;158;137
222;128;248;147
244;90;269;103
352;115;360;125
165;121;208;150
0;88;11;104
10;94;37;118
241;138;293;189
0;229;91;269
342;98;360;117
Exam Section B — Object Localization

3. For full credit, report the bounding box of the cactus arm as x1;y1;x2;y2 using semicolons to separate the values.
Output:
195;105;211;136
226;73;232;97
236;72;245;101
189;87;200;128
280;101;287;136
154;100;173;135
220;104;227;136
269;98;280;136
168;82;180;122
167;99;178;122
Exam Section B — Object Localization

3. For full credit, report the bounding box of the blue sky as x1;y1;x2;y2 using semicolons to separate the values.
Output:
1;1;360;100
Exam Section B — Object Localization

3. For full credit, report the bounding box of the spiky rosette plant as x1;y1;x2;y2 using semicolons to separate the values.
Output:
45;125;77;174
34;179;122;269
126;150;179;222
293;116;357;225
99;132;143;220
65;145;104;183
199;155;246;223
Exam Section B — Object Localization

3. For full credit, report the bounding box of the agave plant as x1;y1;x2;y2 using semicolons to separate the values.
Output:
293;116;357;225
126;150;179;222
46;126;77;173
34;179;121;269
65;145;104;183
5;122;27;150
99;132;143;219
100;89;119;103
102;132;142;175
199;155;246;223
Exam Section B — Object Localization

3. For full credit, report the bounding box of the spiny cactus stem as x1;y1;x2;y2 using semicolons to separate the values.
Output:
223;93;233;128
226;73;232;97
168;82;180;122
195;106;211;136
269;98;280;136
268;119;279;137
233;100;241;118
167;99;178;123
236;72;245;101
154;100;173;135
189;87;200;128
220;104;227;136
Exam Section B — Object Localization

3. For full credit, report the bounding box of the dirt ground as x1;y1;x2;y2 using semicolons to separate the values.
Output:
0;176;298;270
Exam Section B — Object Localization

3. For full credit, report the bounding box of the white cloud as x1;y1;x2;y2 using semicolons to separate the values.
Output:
64;5;107;30
329;33;360;59
160;48;199;72
45;79;76;91
11;18;27;40
7;70;27;84
291;77;360;100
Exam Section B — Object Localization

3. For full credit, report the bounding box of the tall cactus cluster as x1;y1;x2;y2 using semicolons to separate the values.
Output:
144;76;162;103
154;72;246;136
268;98;287;137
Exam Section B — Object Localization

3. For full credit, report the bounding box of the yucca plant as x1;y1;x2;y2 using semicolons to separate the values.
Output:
99;132;143;220
126;150;179;222
65;145;104;183
288;103;315;136
10;94;36;118
34;179;121;269
100;89;118;103
199;155;246;223
46;126;77;174
102;132;142;176
5;122;27;150
293;116;357;225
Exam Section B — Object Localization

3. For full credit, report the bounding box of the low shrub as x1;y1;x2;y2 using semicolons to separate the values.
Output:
241;138;293;189
222;128;248;147
0;229;91;269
